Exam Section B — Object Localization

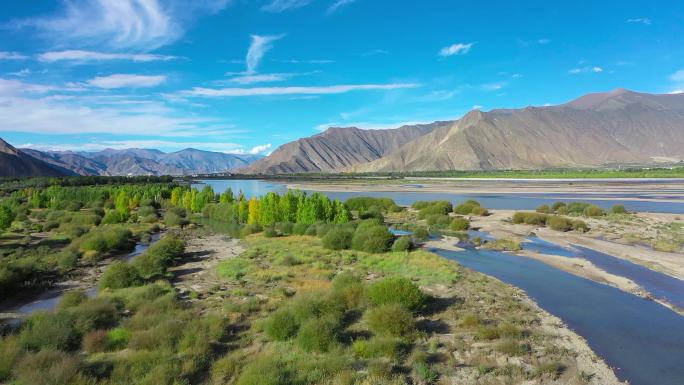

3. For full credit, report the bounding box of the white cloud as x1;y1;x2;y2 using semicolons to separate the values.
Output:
249;143;272;154
262;0;312;12
226;73;294;84
0;51;28;60
181;83;419;97
472;105;482;110
38;50;176;63
0;78;54;95
439;43;473;57
88;74;167;89
670;90;684;95
481;82;506;91
246;34;284;73
627;18;652;25
9;69;32;77
670;69;684;82
15;0;231;50
328;0;356;14
568;66;603;74
669;69;684;93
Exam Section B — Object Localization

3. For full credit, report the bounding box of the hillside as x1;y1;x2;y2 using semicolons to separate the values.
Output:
0;138;73;177
241;122;448;174
351;89;684;172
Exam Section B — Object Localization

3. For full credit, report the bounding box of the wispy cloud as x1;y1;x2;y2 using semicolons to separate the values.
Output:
38;50;176;63
246;34;284;73
0;51;28;60
518;38;551;47
568;66;603;74
327;0;356;14
276;59;333;64
481;82;506;91
226;73;290;84
181;83;419;97
87;74;167;89
627;18;652;25
438;43;473;57
14;0;231;50
262;0;313;12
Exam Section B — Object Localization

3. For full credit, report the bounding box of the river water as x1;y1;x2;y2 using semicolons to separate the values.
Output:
194;179;684;213
196;179;684;385
3;233;161;321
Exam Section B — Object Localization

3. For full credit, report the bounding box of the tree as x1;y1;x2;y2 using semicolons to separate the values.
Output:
0;206;14;231
247;197;260;225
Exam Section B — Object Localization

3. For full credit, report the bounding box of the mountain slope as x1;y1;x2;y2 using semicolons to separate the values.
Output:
352;89;684;172
0;138;74;177
158;149;261;174
242;122;448;174
20;149;109;176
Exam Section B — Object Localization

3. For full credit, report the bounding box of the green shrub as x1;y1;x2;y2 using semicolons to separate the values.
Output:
572;219;589;233
82;330;107;353
240;223;262;237
552;202;567;211
460;313;481;328
263;226;279;238
536;204;552;213
449;217;470;231
426;214;451;226
547;216;573;232
106;327;131;350
236;355;290;385
163;209;188;227
352;337;408;360
497;340;530;356
413;361;439;384
290;293;346;322
476;325;500;340
365;304;415;337
0;335;22;381
19;312;79;351
57;250;79;270
471;206;489;216
99;261;142;290
264;308;300;341
391;236;412;252
417;201;452;219
296;316;339;352
345;197;399;212
101;210;125;224
412;227;429;242
351;224;393;253
611;204;627;214
567;202;590;214
293;222;309;235
217;258;251;280
131;252;167;280
57;290;88;310
534;361;565;379
211;352;243;385
322;227;354;250
454;200;481;215
366;277;425;312
583;205;605;217
484;238;522;251
511;212;547;226
331;271;365;309
68;298;118;333
275;222;294;235
14;349;84;385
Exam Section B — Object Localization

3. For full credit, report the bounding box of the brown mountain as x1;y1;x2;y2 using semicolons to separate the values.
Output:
242;122;448;174
0;138;73;177
351;89;684;172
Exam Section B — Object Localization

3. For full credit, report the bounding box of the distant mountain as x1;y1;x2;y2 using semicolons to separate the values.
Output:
350;89;684;172
13;146;263;176
242;122;448;174
0;138;74;177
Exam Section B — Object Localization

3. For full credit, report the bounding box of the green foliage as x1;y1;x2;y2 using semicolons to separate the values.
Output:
296;316;340;352
235;355;291;385
322;227;354;250
583;205;605;217
99;261;142;290
611;204;627;214
547;216;573;232
14;349;85;385
101;209;125;224
57;290;88;311
352;337;409;360
413;361;439;384
217;258;251;280
0;205;16;231
497;339;530;356
391;236;412;252
484;238;522;251
366;277;425;312
365;304;415;337
449;217;470;231
0;335;22;381
264;308;300;341
19;312;80;351
351;223;393;253
417;201;452;219
454;200;482;215
425;214;451;226
572;219;589;232
511;212;548;226
412;227;429;242
345;197;399;212
536;204;552;213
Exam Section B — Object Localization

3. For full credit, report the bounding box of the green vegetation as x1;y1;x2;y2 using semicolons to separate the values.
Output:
512;211;588;232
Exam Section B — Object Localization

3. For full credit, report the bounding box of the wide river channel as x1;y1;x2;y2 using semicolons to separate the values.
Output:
196;179;684;385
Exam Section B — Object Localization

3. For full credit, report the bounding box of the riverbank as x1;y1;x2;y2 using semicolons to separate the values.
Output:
467;210;684;315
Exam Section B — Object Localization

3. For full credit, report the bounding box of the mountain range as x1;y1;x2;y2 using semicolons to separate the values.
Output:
0;142;262;178
246;89;684;173
3;89;684;178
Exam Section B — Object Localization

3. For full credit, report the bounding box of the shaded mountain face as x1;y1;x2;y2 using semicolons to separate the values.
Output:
0;138;73;177
242;122;448;174
352;89;684;172
14;146;263;176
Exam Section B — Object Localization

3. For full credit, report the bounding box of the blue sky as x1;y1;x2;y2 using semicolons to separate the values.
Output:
0;0;682;154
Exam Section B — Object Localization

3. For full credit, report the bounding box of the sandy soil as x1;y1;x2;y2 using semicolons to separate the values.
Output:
423;235;465;251
170;234;244;298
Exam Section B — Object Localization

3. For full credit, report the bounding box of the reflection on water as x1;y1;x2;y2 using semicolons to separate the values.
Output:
195;179;684;213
